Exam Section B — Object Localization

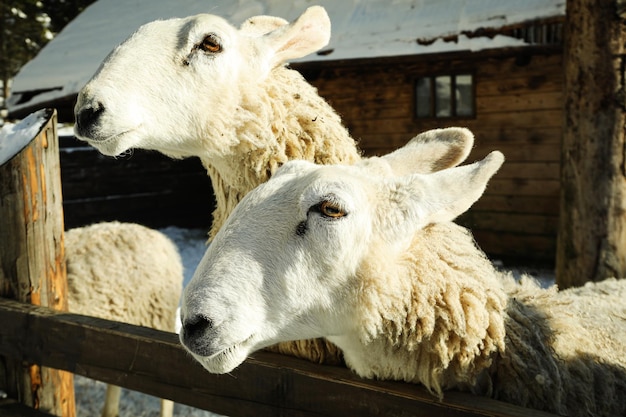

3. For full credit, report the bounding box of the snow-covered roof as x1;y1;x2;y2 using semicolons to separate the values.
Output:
8;0;564;116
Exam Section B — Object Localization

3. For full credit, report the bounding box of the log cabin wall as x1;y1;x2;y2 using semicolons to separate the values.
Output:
296;47;562;264
58;136;214;230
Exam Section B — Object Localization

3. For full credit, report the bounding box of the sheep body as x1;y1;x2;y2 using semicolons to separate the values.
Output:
65;221;182;329
495;275;626;416
65;221;182;417
179;138;626;417
347;221;626;416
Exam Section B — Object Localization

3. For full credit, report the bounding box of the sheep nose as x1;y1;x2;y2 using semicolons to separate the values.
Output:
181;314;215;356
75;102;105;137
183;314;213;338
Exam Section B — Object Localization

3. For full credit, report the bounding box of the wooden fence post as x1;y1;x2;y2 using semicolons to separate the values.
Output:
0;109;76;416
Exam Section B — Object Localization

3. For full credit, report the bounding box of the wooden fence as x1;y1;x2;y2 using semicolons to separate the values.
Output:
0;109;74;416
0;110;559;417
0;298;559;417
58;135;214;230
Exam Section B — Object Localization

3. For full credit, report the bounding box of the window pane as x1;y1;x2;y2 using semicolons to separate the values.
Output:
435;76;451;117
415;77;431;118
455;74;474;117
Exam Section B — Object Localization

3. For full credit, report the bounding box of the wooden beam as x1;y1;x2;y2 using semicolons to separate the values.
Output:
0;109;75;417
0;298;558;417
557;0;626;287
0;399;56;417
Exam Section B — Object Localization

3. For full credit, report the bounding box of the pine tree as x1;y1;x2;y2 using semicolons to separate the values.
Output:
0;0;95;106
0;1;50;103
41;0;96;34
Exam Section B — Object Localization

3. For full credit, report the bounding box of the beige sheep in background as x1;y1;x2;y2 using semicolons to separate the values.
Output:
178;136;626;417
72;6;476;366
66;221;183;417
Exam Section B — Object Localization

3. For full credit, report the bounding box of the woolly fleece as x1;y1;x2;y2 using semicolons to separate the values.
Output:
342;221;626;417
65;221;183;331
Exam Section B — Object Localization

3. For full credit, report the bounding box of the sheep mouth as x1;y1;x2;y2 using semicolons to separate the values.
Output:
194;339;253;374
89;128;134;144
82;129;139;156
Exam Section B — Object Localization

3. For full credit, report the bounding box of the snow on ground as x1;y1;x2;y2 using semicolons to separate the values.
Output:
160;226;208;289
74;375;222;417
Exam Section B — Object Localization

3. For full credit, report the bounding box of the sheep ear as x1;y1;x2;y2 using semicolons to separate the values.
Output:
240;15;289;36
381;151;504;238
382;127;475;175
261;6;331;66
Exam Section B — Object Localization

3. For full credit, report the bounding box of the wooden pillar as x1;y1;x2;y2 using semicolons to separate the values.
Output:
557;0;626;288
0;109;75;416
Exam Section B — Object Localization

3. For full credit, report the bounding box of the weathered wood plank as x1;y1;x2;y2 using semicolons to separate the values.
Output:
495;162;560;180
62;191;213;230
473;127;562;146
307;52;562;91
485;178;560;197
57;139;215;229
477;75;563;97
0;109;75;417
0;399;56;417
470;143;560;163
460;211;558;235
471;230;556;262
476;54;563;79
58;145;208;199
329;90;562;120
328;89;562;121
472;195;559;216
359;127;562;157
346;110;563;137
476;91;562;113
0;298;559;417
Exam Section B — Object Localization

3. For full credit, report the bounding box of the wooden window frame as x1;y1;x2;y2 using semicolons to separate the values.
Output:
414;73;476;120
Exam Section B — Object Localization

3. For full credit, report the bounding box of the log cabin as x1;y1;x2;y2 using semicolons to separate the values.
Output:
5;0;565;263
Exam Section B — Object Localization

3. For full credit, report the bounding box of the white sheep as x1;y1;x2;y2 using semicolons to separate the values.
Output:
73;6;360;240
73;7;359;365
178;138;626;417
65;221;183;417
71;6;484;367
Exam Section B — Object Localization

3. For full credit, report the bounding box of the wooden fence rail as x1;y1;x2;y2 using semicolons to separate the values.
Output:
0;298;559;417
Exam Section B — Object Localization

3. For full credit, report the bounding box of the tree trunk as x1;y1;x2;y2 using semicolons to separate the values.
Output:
1;76;8;104
557;0;626;288
0;109;76;416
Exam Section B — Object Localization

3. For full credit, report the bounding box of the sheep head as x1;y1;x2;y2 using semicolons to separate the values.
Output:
179;130;504;374
73;6;331;158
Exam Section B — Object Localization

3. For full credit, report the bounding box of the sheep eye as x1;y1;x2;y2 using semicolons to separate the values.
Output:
319;200;346;218
199;34;222;53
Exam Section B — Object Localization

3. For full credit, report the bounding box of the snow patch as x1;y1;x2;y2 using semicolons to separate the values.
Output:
0;109;49;166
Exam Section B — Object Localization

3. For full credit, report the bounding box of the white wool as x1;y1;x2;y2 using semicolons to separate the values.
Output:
65;221;182;417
